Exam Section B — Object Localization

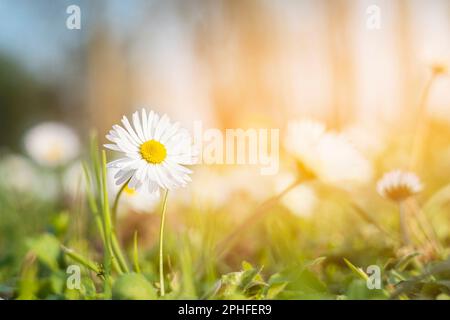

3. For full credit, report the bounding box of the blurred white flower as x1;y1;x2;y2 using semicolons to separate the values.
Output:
377;170;422;202
108;168;159;215
105;109;197;196
0;154;38;193
24;122;80;167
286;119;373;185
0;153;57;199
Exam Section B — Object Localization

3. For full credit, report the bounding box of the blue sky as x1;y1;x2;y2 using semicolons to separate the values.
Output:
0;0;148;74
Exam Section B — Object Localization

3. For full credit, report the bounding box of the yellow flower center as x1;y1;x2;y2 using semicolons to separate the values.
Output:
140;139;167;164
44;144;63;162
124;185;136;196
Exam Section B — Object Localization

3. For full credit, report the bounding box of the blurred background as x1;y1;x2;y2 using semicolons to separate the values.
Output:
1;0;450;147
1;0;450;300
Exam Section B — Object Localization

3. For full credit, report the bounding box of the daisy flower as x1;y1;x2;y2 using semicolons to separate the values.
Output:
377;170;423;202
24;122;80;167
285;119;373;185
105;108;197;196
105;108;197;296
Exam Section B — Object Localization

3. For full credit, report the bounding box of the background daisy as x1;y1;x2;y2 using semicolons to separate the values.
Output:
24;122;80;167
285;119;373;186
377;170;423;202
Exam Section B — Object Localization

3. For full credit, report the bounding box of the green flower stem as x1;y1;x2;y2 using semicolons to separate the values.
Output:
112;179;129;227
399;201;411;246
61;245;101;276
409;69;441;171
101;151;114;297
216;179;301;260
84;151;122;275
111;233;129;273
350;202;397;242
159;190;169;297
82;162;105;243
110;179;132;274
133;231;141;273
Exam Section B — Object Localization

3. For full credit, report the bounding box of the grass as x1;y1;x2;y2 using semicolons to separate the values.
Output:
1;125;450;300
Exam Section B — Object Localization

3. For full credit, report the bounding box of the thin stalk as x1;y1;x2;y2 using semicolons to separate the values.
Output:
216;178;302;260
409;71;439;171
61;245;102;276
111;179;130;227
111;233;129;273
110;180;131;274
82;162;105;243
101;151;114;297
133;231;141;273
399;201;411;246
83;160;122;275
407;199;442;254
90;133;102;194
159;190;169;297
350;202;397;241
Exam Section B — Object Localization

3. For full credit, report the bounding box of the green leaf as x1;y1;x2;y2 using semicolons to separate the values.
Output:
343;258;369;281
26;234;61;271
133;231;141;273
266;282;288;299
395;252;420;272
305;256;326;268
112;273;157;300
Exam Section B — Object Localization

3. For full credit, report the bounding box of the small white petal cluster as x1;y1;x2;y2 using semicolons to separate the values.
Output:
105;108;197;196
24;122;80;167
377;170;422;202
285;120;373;185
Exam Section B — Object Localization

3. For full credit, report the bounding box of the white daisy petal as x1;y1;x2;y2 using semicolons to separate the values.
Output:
154;114;170;141
113;125;140;149
147;110;155;139
104;144;121;152
132;111;146;143
160;122;181;144
149;113;160;139
116;170;135;185
107;158;133;168
165;159;192;174
121;116;142;145
141;108;149;140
